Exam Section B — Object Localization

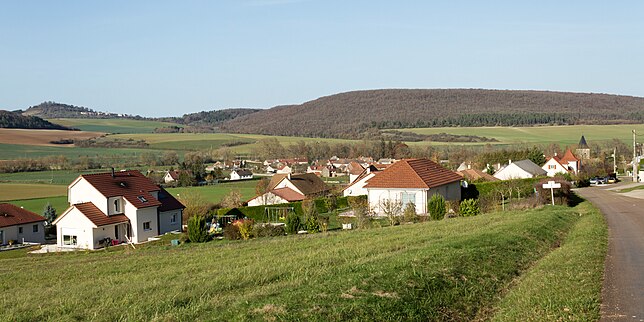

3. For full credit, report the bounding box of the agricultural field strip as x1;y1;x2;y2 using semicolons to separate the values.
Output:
0;205;592;321
0;183;67;201
49;118;181;134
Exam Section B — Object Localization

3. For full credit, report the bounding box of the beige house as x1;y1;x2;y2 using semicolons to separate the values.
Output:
53;170;184;249
248;173;329;206
365;159;462;215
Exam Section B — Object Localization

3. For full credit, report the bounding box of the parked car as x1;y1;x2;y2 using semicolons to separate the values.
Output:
589;177;599;185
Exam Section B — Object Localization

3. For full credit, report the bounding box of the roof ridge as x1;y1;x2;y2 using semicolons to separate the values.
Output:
406;159;431;188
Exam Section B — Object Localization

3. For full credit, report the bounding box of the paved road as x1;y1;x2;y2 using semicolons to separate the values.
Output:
576;186;644;321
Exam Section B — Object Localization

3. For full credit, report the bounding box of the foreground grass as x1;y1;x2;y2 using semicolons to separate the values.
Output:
491;202;607;321
1;205;591;321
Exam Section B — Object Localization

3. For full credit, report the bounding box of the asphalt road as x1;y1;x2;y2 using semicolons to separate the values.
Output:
576;186;644;321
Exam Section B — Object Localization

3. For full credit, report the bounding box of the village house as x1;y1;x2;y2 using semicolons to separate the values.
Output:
542;148;581;177
343;165;381;197
494;159;547;180
229;169;253;181
347;161;365;183
52;170;185;250
248;173;329;206
456;168;499;182
0;203;47;245
163;170;180;184
365;159;462;215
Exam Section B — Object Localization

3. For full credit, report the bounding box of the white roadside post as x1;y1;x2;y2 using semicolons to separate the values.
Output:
542;180;561;206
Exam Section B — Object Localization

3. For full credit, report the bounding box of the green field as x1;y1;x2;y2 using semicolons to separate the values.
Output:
49;118;182;134
6;196;69;215
167;180;259;203
0;169;109;185
0;203;604;321
401;124;644;147
0;183;67;201
0;143;161;161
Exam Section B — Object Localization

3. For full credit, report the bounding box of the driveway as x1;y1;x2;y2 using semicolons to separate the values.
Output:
576;185;644;321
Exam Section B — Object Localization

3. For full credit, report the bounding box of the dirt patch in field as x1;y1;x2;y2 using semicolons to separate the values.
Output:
0;128;104;147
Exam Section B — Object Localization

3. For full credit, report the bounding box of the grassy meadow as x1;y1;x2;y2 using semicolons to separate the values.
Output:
167;180;259;203
401;123;644;147
0;183;67;201
49;118;181;134
0;202;605;321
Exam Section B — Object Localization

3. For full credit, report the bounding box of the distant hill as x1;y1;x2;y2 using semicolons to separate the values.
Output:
155;108;261;132
219;89;644;138
23;101;141;119
0;110;74;130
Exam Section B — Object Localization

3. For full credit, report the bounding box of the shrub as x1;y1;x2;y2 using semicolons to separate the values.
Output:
187;215;209;243
305;214;320;233
42;203;57;225
285;212;301;234
428;194;446;220
534;178;573;206
460;199;480;217
403;202;418;223
324;195;337;212
233;219;254;240
252;223;285;238
223;224;241;240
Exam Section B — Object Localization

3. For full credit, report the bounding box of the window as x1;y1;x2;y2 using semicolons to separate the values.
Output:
63;235;78;246
548;165;556;169
170;214;177;224
33;224;38;233
137;196;148;203
401;192;416;208
114;199;121;213
18;227;23;234
143;221;151;231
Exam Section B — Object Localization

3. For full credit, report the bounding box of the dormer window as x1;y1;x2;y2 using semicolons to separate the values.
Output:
114;199;121;213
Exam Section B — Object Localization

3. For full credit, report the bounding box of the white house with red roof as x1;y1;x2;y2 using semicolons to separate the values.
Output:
53;170;184;249
542;148;581;177
0;203;46;245
343;165;380;197
247;173;329;206
364;159;462;215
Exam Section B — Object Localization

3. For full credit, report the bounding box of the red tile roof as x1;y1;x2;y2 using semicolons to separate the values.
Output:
80;170;162;209
348;161;365;175
364;159;462;189
0;203;46;228
457;169;499;182
559;148;580;163
271;187;306;202
74;202;130;227
157;188;185;212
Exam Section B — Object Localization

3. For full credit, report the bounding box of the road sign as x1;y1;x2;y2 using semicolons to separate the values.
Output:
542;181;561;205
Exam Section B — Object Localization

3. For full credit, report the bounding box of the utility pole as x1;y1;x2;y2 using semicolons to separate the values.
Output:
613;147;617;174
633;130;638;183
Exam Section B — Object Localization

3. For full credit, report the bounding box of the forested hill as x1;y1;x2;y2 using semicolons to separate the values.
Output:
0;110;74;130
219;89;644;138
22;101;141;119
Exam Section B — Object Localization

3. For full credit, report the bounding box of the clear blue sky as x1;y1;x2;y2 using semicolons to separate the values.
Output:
1;1;643;117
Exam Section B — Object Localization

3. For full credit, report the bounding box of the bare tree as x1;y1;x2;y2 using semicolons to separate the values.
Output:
379;199;403;226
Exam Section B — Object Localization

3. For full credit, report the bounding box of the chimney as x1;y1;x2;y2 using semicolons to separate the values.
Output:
287;173;291;180
467;163;471;169
508;159;512;164
554;152;558;157
111;167;115;178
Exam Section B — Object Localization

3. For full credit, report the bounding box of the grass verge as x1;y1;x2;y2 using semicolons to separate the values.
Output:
1;205;582;321
491;201;607;321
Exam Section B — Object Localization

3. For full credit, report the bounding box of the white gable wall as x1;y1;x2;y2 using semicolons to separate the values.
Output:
55;207;96;249
68;178;108;214
542;159;568;177
494;164;533;180
274;179;304;195
247;192;289;206
344;173;375;197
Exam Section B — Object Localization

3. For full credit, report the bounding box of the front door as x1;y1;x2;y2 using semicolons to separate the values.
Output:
114;225;119;240
0;230;3;245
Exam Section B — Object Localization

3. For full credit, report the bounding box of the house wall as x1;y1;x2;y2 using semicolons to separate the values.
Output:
164;173;175;183
494;165;532;180
107;196;125;215
230;172;241;180
542;159;567;177
247;192;288;206
427;181;462;202
68;178;108;214
367;188;427;215
274;179;304;195
0;222;45;245
56;207;96;249
123;201;158;243
343;173;375;197
92;223;128;248
159;209;182;234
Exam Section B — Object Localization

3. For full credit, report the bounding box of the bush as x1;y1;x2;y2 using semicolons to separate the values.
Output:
305;214;320;233
535;178;573;206
187;215;209;243
460;199;480;217
233;219;254;240
403;202;418;223
428;194;446;220
285;213;301;234
252;224;285;238
223;224;241;240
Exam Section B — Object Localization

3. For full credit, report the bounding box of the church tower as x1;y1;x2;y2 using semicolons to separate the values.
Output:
576;135;590;159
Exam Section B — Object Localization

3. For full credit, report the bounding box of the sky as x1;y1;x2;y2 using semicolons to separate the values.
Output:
1;1;643;117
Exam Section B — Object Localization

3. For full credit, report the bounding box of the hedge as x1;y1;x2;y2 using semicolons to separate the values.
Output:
218;196;351;223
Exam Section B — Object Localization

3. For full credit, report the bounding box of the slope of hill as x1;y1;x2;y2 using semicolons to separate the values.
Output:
219;89;644;138
0;110;74;130
22;101;140;119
